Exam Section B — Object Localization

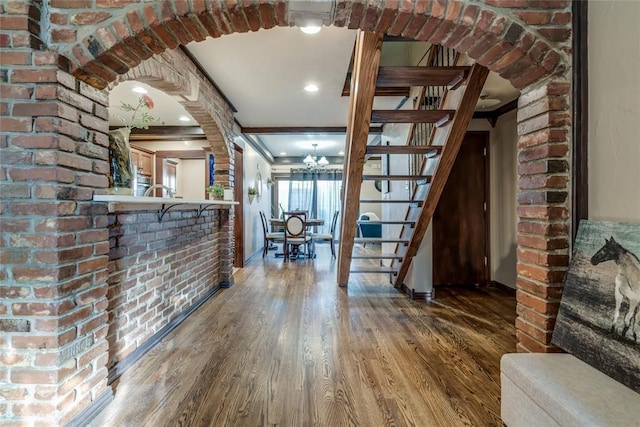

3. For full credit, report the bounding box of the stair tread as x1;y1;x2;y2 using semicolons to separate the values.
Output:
376;66;470;87
352;254;404;259
366;145;443;155
359;199;423;204
362;175;432;183
350;268;399;274
356;220;415;225
371;109;455;124
354;238;409;243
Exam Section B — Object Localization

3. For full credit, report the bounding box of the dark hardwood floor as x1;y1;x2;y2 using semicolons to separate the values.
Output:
90;244;516;426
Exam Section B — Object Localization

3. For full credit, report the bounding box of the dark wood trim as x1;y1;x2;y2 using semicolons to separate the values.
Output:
67;389;114;427
154;150;205;159
179;45;238;113
241;126;383;134
481;132;491;286
472;98;519;127
107;285;221;385
572;0;589;242
366;145;442;155
234;145;244;268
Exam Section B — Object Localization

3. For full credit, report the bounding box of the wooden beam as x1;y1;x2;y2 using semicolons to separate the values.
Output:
394;63;490;287
366;145;442;155
371;110;455;124
241;126;382;134
154;150;205;159
376;66;470;87
337;31;384;287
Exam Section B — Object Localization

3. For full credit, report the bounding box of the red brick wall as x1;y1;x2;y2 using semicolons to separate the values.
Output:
106;208;226;368
0;0;573;423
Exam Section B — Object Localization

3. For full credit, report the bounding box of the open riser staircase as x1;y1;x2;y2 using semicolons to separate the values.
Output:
337;31;489;289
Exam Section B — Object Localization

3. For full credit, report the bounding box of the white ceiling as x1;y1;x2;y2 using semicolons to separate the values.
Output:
108;26;519;160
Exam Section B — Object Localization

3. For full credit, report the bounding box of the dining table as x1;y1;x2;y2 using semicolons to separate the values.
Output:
269;217;325;259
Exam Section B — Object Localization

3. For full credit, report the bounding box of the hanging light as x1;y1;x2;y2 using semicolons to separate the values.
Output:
303;144;329;169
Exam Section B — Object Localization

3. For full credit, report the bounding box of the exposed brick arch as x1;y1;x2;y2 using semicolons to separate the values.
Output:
111;48;234;185
51;1;569;91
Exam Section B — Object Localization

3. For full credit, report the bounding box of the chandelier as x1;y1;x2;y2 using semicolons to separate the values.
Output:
303;143;329;168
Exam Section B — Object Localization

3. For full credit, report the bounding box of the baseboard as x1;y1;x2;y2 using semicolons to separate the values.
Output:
489;280;516;294
107;285;220;384
399;283;433;301
66;388;113;427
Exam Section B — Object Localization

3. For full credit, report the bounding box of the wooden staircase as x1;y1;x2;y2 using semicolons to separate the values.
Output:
337;31;489;288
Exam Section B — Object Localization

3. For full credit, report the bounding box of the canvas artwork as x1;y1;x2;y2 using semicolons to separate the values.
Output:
552;220;640;393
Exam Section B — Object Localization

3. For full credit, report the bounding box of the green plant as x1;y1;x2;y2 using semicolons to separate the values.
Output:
115;95;158;130
247;186;258;196
207;183;225;199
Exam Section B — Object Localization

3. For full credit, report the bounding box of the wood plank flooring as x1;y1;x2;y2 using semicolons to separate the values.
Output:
90;244;516;427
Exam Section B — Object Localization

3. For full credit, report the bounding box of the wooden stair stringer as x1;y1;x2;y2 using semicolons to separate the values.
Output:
336;31;385;287
392;62;490;288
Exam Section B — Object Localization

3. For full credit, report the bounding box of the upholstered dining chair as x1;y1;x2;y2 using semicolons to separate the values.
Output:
312;210;339;258
283;211;312;262
259;211;283;257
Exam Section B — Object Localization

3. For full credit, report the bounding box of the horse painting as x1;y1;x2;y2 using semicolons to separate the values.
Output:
591;236;640;341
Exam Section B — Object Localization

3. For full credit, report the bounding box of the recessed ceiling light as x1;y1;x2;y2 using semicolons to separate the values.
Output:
280;151;287;155
178;116;191;122
339;151;345;155
132;86;148;94
304;84;319;92
300;25;321;34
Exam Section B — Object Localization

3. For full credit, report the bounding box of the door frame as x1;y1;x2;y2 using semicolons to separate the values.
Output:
233;145;244;268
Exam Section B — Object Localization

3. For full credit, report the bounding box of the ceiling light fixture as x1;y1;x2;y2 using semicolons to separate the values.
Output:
300;18;323;34
477;93;501;109
303;143;329;169
300;25;321;34
132;86;148;94
304;84;319;92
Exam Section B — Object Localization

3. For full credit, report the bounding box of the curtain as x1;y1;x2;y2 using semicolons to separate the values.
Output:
283;169;342;234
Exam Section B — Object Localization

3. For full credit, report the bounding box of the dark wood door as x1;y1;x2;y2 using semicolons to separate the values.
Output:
234;146;244;268
433;132;489;286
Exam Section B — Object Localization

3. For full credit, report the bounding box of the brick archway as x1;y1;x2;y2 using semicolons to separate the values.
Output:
112;49;233;186
53;7;573;351
0;1;573;423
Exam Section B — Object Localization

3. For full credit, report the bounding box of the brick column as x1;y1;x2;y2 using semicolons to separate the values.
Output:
515;82;571;353
1;3;111;423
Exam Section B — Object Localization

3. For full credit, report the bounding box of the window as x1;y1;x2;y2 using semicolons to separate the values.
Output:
274;170;342;236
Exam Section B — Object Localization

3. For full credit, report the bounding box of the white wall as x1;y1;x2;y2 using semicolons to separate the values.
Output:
588;1;640;223
243;143;274;261
489;111;518;287
177;159;205;199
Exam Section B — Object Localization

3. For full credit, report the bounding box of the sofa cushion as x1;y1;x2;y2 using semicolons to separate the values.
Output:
501;353;640;427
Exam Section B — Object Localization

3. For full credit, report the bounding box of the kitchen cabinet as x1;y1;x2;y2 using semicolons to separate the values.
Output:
130;146;154;177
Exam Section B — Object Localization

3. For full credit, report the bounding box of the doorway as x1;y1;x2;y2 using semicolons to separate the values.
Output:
432;131;490;286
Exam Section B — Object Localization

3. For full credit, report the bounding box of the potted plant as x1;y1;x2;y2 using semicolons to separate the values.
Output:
207;183;225;200
247;186;258;203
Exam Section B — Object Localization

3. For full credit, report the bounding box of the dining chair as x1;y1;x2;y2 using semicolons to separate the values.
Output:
283;211;312;262
259;211;284;257
312;210;339;258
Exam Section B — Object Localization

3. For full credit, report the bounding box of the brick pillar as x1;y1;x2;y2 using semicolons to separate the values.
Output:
515;82;571;353
1;2;111;423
